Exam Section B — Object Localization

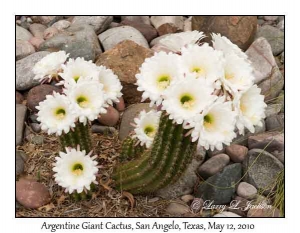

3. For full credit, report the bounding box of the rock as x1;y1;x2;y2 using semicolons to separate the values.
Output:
108;22;120;29
29;23;47;38
273;151;284;164
95;40;154;104
151;44;174;53
40;24;101;61
157;23;182;36
246;37;277;84
91;125;116;134
150;34;170;47
190;198;204;213
184;17;192;31
225;144;248;163
16;91;24;104
29;114;39;123
119;103;154;140
120;19;158;42
229;196;249;216
256;25;284;55
51;20;71;31
243;149;283;191
43;27;59;40
16;25;33;41
72;16;113;34
247;207;281;217
192;16;257;50
181;194;194;203
16;104;27;146
258;19;265;26
121;16;151;25
214;212;241;217
27;84;61;112
16;151;27;176
148;197;160;203
150;16;184;31
99;26;149;51
233;121;266;146
275;91;284;113
29;37;45;50
30;123;41;133
207;148;225;157
195;163;242;204
155;148;205;199
31;16;62;26
166;202;190;215
237;182;257;200
277;19;284;31
248;131;284;153
197;153;230;179
280;51;284;63
97;106;120;126
263;16;278;21
16;40;35;60
27;135;44;145
16;178;51;209
115;97;125;112
266;113;284;131
265;104;282;117
16;51;50;91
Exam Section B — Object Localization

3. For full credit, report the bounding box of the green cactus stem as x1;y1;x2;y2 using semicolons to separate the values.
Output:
113;113;197;195
71;183;96;201
59;122;93;153
119;137;146;162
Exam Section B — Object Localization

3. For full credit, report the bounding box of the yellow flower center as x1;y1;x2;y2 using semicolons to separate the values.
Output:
180;94;195;109
240;102;246;113
191;66;205;76
157;75;171;90
76;96;89;108
72;163;84;176
144;125;156;138
73;75;80;82
54;108;66;120
225;72;234;80
204;113;214;130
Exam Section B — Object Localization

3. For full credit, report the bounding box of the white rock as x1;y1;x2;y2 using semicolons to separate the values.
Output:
52;20;71;31
237;182;257;199
184;17;192;31
214;212;241;217
246;37;277;84
166;202;189;215
99;26;149;51
16;25;33;41
121;16;151;25
72;16;113;34
150;16;184;30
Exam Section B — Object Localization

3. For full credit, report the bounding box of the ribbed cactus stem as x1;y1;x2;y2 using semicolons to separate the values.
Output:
119;137;146;162
113;113;196;194
59;122;93;153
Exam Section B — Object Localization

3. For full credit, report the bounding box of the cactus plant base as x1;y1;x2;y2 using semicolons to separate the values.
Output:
113;113;197;195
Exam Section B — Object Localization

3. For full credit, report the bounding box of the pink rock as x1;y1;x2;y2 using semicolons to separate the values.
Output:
115;97;125;112
29;23;47;39
43;27;59;40
225;144;248;163
151;44;174;53
16;178;51;209
98;106;120;126
29;37;45;50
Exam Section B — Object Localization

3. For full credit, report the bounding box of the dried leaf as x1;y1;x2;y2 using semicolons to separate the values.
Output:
38;203;55;212
99;178;112;191
121;191;135;210
56;195;66;205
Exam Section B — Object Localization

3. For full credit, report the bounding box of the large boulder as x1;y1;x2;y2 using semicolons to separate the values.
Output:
192;16;257;50
95;40;154;104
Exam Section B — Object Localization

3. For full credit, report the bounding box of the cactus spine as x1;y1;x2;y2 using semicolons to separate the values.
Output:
59;123;93;153
113;113;197;194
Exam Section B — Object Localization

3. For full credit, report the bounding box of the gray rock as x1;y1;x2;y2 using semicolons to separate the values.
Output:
155;148;205;199
91;125;116;135
30;123;41;133
29;114;39;123
16;40;35;60
195;163;242;204
16;104;27;146
275;91;284;113
214;212;241;217
273;151;284;164
225;144;248;163
16;25;33;41
27;135;44;145
263;16;278;21
16;51;50;91
121;16;151;25
265;104;282;117
256;25;284;55
246;37;277;84
150;16;184;30
99;26;149;51
16;151;26;176
197;154;230;179
243;149;283;191
40;24;101;61
248;131;284;153
266;113;284;131
166;202;190;215
277;19;284;31
29;23;47;38
31;16;63;26
72;16;113;34
119;103;154;140
51;20;71;31
258;69;284;102
237;182;257;199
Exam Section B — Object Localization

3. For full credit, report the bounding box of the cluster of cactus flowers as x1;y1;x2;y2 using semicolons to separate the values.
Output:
34;51;122;199
113;31;267;194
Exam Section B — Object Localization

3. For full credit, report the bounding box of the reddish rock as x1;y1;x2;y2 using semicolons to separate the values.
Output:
115;97;125;112
120;19;158;42
26;84;61;112
16;91;24;104
43;27;59;40
192;16;257;50
225;144;248;163
29;37;44;50
16;178;51;209
248;131;284;153
95;40;154;104
98;106;120;126
157;23;182;36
